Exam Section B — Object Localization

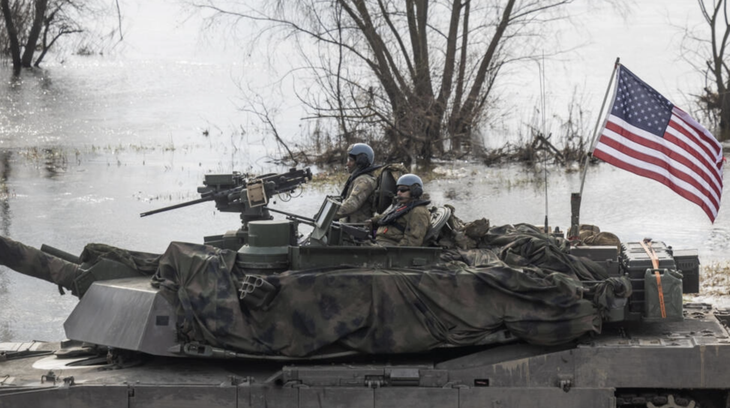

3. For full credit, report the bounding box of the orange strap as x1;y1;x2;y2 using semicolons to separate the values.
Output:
654;270;667;318
638;239;659;269
639;239;667;319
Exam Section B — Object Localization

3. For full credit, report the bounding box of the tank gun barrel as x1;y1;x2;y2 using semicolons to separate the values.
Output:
40;244;81;264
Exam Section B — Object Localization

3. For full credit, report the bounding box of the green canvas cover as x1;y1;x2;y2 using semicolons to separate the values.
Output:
145;223;630;357
0;224;632;357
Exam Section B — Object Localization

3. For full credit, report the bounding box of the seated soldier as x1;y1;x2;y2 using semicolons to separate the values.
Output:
336;143;379;223
370;174;430;247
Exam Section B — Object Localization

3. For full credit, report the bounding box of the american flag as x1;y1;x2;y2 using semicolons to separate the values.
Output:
593;65;724;222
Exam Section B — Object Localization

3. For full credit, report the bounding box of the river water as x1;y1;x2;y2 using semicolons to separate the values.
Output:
0;1;729;342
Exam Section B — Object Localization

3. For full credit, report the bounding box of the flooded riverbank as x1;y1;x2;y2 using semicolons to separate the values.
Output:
1;0;729;342
1;143;728;342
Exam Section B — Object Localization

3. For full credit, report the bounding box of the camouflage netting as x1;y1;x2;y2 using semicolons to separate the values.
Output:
144;223;630;357
0;223;631;357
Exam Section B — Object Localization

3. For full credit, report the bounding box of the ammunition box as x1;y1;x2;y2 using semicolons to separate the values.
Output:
673;249;700;294
621;242;677;314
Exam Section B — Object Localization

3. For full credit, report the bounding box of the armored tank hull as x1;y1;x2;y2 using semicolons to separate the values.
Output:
1;303;730;407
1;237;730;408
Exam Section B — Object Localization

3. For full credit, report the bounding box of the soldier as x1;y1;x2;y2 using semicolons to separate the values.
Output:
370;174;430;247
335;143;379;223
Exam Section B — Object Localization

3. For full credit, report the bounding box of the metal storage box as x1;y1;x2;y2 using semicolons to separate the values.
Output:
673;248;700;294
621;241;677;314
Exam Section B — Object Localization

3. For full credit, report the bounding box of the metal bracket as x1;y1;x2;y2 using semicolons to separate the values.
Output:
365;375;385;388
41;371;57;385
229;375;255;386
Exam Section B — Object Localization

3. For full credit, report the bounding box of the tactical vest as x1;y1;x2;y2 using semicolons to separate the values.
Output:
377;199;431;232
340;165;382;198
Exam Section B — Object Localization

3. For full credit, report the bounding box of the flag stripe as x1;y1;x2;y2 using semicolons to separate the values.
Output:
673;108;723;158
665;121;723;189
668;110;723;181
592;65;723;222
596;123;720;209
603;118;722;200
593;143;718;220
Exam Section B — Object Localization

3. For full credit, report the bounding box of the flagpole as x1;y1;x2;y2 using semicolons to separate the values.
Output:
569;57;621;239
579;57;621;196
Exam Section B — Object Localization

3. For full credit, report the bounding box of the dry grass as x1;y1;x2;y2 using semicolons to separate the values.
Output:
699;261;730;296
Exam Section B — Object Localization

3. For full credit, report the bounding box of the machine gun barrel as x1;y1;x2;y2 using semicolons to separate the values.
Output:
140;196;213;217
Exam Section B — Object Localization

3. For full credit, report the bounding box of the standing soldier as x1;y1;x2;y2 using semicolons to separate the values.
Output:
371;174;430;246
336;143;379;223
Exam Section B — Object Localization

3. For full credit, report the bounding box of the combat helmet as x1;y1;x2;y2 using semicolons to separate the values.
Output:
348;143;374;168
396;173;423;198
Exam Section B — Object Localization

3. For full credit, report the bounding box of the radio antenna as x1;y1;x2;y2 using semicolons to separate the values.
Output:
539;53;549;234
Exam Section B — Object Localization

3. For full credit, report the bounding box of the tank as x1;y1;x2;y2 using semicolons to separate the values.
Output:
1;167;729;408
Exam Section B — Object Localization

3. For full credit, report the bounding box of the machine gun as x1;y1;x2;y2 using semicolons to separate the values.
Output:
141;167;312;249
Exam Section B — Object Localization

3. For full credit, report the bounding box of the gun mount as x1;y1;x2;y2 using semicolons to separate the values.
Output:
141;167;312;249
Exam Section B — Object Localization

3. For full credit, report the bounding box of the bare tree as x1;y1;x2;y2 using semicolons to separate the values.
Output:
0;0;25;75
194;0;588;164
682;0;730;141
19;0;48;67
0;0;105;74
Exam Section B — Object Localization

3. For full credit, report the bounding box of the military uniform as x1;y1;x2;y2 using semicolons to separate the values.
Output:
336;173;377;223
372;196;430;246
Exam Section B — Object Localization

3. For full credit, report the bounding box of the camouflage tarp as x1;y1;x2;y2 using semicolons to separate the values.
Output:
0;224;630;357
147;223;629;357
0;235;81;289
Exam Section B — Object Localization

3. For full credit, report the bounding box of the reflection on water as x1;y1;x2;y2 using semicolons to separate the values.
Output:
41;148;68;178
0;151;10;339
0;150;11;236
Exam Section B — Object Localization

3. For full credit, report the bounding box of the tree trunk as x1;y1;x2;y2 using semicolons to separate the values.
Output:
21;0;49;68
720;89;730;141
449;0;470;154
0;0;22;75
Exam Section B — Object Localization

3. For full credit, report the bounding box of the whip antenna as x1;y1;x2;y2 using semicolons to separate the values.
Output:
539;53;549;234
